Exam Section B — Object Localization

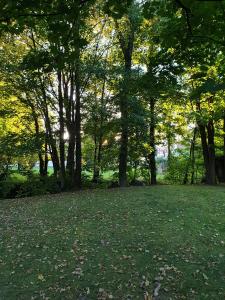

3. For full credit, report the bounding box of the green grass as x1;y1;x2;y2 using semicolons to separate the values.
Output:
32;167;115;180
0;186;225;299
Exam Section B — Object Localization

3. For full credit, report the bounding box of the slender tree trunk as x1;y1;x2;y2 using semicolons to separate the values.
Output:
118;44;133;187
149;98;157;184
190;128;197;184
44;111;60;177
115;15;135;187
28;98;45;177
74;53;82;189
29;32;57;177
93;74;107;183
37;74;60;177
207;120;216;184
65;76;76;185
198;123;210;182
196;99;216;185
93;133;98;182
58;71;66;189
74;93;82;188
119;64;130;187
66;126;76;182
183;127;197;184
44;136;48;176
32;110;45;176
93;135;103;183
167;135;172;163
97;137;103;171
36;61;60;177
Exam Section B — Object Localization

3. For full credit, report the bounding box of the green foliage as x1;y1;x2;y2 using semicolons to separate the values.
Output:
103;0;134;19
0;0;225;192
0;175;60;199
165;156;189;184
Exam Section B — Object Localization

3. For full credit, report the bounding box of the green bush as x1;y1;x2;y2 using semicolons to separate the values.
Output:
8;172;27;183
0;176;60;199
164;156;188;184
0;181;20;198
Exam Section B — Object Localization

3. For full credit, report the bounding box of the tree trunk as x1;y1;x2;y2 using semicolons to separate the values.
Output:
183;127;197;184
196;99;216;185
119;93;129;186
74;98;82;188
44;136;48;176
36;62;60;177
118;36;134;187
97;137;103;173
93;133;98;182
33;111;45;177
167;135;172;163
74;52;82;189
57;71;66;190
93;75;106;183
66;126;76;182
64;75;76;185
44;111;60;177
29;101;45;177
29;33;58;177
207;120;216;184
37;76;60;177
198;123;210;182
190;128;197;184
149;98;157;185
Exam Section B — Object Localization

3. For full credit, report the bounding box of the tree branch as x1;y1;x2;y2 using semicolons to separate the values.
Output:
174;0;193;35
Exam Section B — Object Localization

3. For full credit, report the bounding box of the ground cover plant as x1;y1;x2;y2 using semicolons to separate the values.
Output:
1;186;225;299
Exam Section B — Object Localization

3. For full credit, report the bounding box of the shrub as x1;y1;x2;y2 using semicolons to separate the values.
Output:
0;176;60;199
164;156;188;184
0;181;21;198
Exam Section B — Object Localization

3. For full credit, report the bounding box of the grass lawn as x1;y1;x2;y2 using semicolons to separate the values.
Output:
0;186;225;299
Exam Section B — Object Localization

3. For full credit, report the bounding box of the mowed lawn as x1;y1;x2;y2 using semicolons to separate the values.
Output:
0;186;225;300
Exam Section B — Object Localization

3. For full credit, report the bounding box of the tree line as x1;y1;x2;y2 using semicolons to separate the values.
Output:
0;0;225;192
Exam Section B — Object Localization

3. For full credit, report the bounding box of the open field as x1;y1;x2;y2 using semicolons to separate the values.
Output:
0;186;225;299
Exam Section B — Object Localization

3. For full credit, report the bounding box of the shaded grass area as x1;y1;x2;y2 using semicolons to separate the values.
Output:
0;186;225;299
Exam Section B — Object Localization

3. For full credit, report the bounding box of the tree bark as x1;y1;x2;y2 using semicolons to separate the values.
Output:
167;134;172;163
149;98;157;184
65;74;76;185
74;43;82;189
93;133;98;182
57;71;66;189
44;108;60;177
44;136;48;176
37;72;60;177
117;25;134;187
207;119;216;184
183;127;197;184
196;98;216;185
190;127;197;184
198;123;210;181
92;75;106;183
119;67;129;187
74;79;82;188
30;106;45;176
